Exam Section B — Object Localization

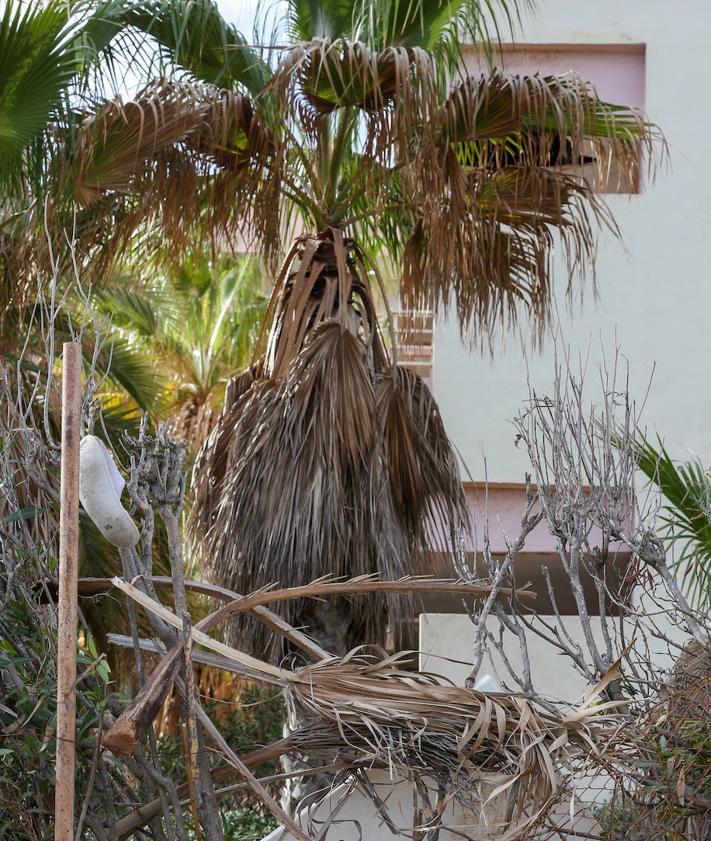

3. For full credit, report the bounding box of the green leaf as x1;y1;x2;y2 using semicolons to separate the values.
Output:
287;0;356;40
96;659;112;683
123;0;272;95
2;507;40;524
353;0;521;53
631;432;711;611
87;633;98;659
0;0;72;185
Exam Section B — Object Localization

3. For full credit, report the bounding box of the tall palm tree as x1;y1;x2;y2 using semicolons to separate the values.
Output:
41;0;659;654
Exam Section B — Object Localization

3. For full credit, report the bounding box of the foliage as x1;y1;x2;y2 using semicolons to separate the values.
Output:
95;252;268;448
0;0;150;310
39;0;660;339
158;684;284;773
595;646;711;840
0;588;115;840
0;0;113;195
1;0;663;663
0;350;286;839
633;433;711;610
0;363;123;840
194;809;277;841
158;682;285;808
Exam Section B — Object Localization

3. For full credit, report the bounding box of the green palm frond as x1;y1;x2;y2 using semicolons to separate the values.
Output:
634;433;711;611
122;0;272;93
91;333;164;411
0;0;75;193
287;0;357;41
355;0;523;54
287;0;525;55
95;253;267;447
0;0;151;197
95;285;168;337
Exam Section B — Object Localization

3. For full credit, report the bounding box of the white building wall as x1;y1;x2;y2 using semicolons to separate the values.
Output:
433;0;711;483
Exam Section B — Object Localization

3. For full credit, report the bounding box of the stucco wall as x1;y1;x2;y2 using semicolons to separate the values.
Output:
419;609;687;698
262;768;601;841
433;0;711;483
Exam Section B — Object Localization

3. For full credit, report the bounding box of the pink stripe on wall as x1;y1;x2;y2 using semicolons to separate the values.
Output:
454;483;632;557
462;44;646;110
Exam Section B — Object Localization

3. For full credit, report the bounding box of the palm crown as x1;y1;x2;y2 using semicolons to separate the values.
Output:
65;0;655;335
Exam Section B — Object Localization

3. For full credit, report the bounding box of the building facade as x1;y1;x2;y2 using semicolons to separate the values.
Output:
434;0;710;498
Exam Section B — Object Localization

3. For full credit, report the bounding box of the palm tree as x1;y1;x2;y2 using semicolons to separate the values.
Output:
96;252;267;449
0;0;151;315
37;0;659;655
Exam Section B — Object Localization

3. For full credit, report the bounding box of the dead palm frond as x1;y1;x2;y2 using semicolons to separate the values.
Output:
192;232;469;655
108;576;625;841
284;655;615;837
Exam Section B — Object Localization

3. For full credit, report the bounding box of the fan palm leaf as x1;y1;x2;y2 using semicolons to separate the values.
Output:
95;252;268;448
633;433;711;611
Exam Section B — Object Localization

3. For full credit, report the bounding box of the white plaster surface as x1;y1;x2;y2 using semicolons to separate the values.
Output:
432;0;711;483
262;769;601;841
419;611;688;700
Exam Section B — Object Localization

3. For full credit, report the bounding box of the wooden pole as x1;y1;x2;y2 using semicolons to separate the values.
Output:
55;341;82;841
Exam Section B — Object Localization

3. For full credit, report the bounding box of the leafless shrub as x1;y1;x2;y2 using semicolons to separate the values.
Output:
458;344;710;840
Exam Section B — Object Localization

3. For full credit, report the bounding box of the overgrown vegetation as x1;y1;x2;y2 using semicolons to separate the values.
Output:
2;1;709;840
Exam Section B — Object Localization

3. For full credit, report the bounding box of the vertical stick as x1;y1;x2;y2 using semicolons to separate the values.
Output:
55;341;82;841
181;722;202;840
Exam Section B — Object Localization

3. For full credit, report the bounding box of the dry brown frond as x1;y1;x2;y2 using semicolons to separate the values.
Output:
401;165;610;343
54;79;283;272
191;232;469;658
69;79;212;205
34;47;661;335
111;578;623;840
286;653;617;837
393;69;658;341
269;38;434;116
191;359;263;540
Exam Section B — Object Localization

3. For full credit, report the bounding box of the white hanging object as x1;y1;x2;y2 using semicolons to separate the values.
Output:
79;435;139;548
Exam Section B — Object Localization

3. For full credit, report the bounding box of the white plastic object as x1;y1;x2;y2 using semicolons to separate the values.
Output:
473;672;504;693
79;435;140;548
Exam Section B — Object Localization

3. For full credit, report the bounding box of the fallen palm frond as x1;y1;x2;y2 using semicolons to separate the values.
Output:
108;576;624;840
76;572;535;604
102;574;533;754
285;658;620;839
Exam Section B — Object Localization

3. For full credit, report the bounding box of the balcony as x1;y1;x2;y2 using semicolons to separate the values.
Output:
392;309;434;387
